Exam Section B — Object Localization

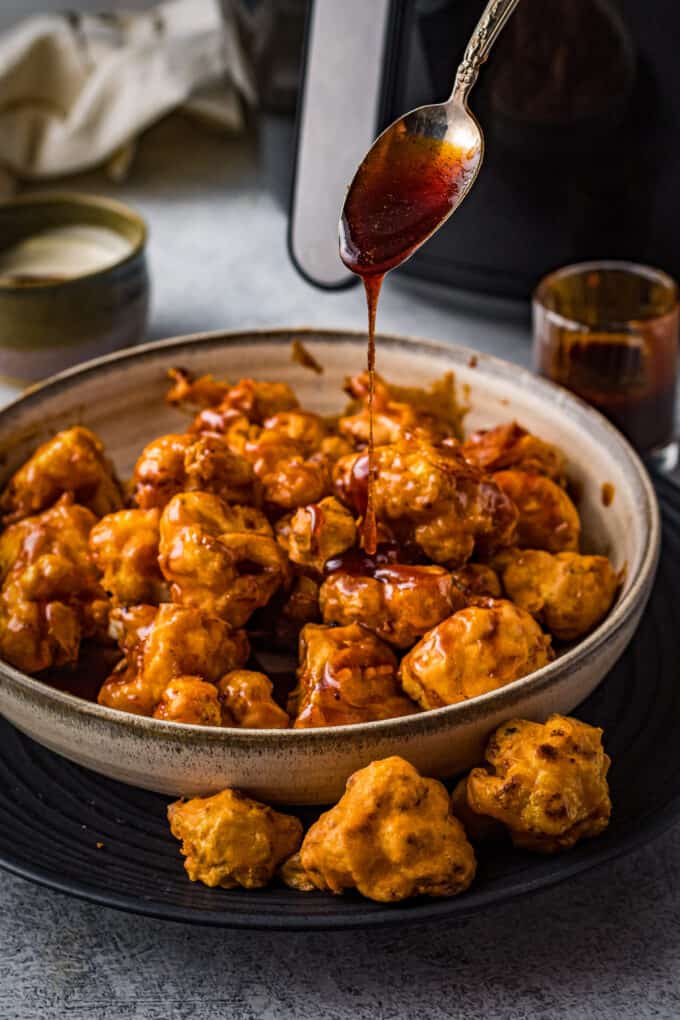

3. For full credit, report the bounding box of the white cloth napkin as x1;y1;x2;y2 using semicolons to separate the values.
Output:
0;0;255;198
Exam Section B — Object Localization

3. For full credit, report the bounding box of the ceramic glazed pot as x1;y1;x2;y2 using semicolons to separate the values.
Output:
0;329;660;804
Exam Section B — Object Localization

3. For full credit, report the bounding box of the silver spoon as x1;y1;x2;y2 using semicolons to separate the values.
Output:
339;0;522;277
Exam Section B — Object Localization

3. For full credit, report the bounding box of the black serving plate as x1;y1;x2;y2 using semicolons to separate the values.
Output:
0;475;679;931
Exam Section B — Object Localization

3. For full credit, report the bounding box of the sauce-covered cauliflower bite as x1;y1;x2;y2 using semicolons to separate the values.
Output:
298;757;476;901
339;371;465;446
168;789;303;889
276;496;357;574
0;495;109;673
334;439;517;566
217;670;289;728
319;564;463;648
288;623;416;727
159;491;288;628
462;422;566;481
89;508;166;606
153;676;222;725
98;603;248;717
465;715;611;852
0;426;123;525
450;562;502;599
499;549;619;641
132;433;254;510
399;599;553;710
493;470;580;552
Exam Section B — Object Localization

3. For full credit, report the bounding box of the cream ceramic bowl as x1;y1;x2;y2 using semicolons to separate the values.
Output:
0;329;660;804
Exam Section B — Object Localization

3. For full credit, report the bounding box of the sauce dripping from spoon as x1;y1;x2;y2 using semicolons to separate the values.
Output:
340;129;472;554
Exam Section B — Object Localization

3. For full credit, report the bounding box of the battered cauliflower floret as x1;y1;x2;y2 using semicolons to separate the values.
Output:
499;549;619;641
319;564;463;648
153;675;222;726
0;495;109;673
299;757;476;902
159;492;288;627
98;603;249;716
450;563;502;599
334;439;517;566
274;575;321;649
245;431;331;511
0;426;123;525
168;789;303;889
289;623;417;728
131;433;254;510
276;496;357;574
399;599;553;710
89;508;166;606
262;410;328;454
339;371;465;446
493;470;580;552
465;715;611;852
450;777;505;843
166;366;233;410
217;670;289;728
462;422;566;482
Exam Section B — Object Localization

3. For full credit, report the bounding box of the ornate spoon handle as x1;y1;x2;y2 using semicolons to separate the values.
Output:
451;0;522;103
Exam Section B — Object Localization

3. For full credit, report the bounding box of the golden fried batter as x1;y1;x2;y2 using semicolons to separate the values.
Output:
334;439;517;566
399;599;552;709
132;433;254;510
466;715;611;852
450;563;502;599
319;564;463;648
339;371;465;446
262;410;328;454
299;757;476;901
493;470;580;552
153;676;222;725
245;431;331;511
168;789;303;888
279;851;317;892
462;422;566;481
217;669;289;728
500;549;618;641
89;508;166;606
98;603;248;716
450;777;506;843
159;491;288;627
0;426;122;525
289;623;416;728
167;367;299;423
276;496;357;574
0;495;109;673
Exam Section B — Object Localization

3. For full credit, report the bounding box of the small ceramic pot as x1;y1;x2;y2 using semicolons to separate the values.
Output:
0;192;149;384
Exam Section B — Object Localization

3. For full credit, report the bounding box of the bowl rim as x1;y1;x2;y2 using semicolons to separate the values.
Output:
0;326;661;743
0;191;148;292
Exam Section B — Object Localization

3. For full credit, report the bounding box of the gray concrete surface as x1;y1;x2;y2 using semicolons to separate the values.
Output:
0;26;679;1016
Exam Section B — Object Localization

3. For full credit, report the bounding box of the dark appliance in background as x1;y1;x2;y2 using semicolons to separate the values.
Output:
275;0;680;299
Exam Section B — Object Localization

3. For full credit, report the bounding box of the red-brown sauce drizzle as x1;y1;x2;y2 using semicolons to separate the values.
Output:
340;129;471;554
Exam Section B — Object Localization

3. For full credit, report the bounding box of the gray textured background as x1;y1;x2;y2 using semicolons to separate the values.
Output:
1;5;679;1016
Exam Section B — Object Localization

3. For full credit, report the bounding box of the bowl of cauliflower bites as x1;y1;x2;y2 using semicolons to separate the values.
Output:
0;329;658;812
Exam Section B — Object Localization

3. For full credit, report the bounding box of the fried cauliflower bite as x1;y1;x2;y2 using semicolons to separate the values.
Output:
0;426;123;525
289;623;417;728
98;603;249;716
276;496;357;574
319;565;464;648
339;371;465;447
462;422;566;482
450;777;505;843
493;470;580;553
168;789;303;889
168;367;300;424
399;599;553;710
334;439;517;566
450;563;502;599
166;367;232;410
244;431;331;511
131;433;254;510
217;670;289;728
153;676;222;725
159;492;288;628
499;549;618;641
89;508;166;606
299;757;476;902
466;715;611;852
0;496;109;673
